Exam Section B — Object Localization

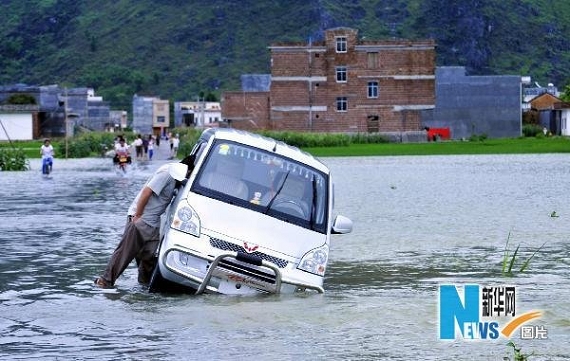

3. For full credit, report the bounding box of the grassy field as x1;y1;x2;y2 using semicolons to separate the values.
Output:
2;136;570;158
304;137;570;157
0;140;45;158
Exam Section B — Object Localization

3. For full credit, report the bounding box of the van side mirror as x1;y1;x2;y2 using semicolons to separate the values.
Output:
331;215;353;234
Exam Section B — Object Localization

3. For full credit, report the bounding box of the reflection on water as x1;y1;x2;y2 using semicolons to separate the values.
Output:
0;155;569;360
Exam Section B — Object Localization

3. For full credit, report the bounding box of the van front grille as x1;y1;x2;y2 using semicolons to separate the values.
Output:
209;237;289;268
218;259;277;285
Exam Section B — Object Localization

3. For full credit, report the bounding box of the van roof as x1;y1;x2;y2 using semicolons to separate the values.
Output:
201;128;329;174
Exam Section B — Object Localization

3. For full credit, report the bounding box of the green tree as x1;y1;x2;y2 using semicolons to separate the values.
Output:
6;94;36;105
560;84;570;102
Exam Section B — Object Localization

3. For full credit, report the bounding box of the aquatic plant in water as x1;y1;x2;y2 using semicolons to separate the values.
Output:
501;231;545;277
505;341;533;360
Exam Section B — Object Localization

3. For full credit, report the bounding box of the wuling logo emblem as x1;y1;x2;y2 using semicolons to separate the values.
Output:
243;242;259;253
439;284;547;340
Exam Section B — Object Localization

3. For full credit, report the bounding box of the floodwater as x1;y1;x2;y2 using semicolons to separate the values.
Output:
0;154;569;360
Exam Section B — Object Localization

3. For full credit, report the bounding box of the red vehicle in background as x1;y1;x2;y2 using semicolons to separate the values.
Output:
426;127;451;141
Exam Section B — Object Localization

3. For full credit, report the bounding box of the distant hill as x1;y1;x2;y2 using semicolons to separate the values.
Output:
1;0;569;109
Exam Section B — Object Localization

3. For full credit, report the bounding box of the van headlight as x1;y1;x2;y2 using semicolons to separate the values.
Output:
298;244;329;276
170;202;200;237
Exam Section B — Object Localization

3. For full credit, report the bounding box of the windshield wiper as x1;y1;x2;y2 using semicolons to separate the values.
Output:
264;170;290;214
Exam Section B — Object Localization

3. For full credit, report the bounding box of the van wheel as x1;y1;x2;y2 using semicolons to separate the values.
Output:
148;262;166;293
148;261;194;294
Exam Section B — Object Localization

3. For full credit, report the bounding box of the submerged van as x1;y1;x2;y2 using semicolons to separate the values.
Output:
150;128;352;295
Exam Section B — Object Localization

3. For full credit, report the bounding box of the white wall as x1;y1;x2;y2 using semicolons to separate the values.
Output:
0;113;33;140
561;109;570;136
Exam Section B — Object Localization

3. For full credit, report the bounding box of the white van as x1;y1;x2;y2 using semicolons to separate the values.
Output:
150;128;352;295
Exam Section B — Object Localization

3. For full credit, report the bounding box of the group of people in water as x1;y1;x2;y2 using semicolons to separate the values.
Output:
113;132;180;164
39;132;181;174
114;134;156;163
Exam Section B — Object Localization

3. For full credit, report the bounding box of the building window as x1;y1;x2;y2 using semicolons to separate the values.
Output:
336;36;347;53
367;52;378;69
156;116;166;123
367;115;379;133
336;66;347;82
368;81;379;98
336;97;347;112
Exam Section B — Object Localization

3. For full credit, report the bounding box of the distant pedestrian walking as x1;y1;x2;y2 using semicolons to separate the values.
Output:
148;136;155;161
168;132;173;154
134;134;143;160
171;134;180;159
142;135;149;159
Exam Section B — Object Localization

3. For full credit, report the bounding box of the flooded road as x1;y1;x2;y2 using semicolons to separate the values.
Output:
0;154;569;360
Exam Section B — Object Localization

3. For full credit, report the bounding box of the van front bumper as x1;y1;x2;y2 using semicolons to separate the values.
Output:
161;245;325;295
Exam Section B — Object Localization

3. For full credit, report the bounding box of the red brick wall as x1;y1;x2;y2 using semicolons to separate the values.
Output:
221;91;270;130
272;51;312;77
33;112;40;139
270;82;311;106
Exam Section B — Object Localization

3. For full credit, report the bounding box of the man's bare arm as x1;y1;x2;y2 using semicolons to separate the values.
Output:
134;186;153;219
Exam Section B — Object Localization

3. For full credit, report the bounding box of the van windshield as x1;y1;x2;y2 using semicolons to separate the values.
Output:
192;140;328;233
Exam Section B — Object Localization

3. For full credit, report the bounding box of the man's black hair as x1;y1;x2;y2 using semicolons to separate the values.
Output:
180;154;195;167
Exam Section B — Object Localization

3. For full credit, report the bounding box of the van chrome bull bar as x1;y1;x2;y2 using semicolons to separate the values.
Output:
163;246;324;294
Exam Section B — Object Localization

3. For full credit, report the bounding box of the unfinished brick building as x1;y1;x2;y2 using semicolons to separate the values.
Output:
222;27;436;133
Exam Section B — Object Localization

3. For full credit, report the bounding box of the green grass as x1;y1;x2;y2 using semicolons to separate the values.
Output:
0;140;48;158
303;137;570;157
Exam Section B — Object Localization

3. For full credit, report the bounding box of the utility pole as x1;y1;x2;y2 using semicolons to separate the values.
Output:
64;88;69;158
200;97;205;127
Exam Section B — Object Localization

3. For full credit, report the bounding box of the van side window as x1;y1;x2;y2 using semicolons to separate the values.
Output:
198;146;249;200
